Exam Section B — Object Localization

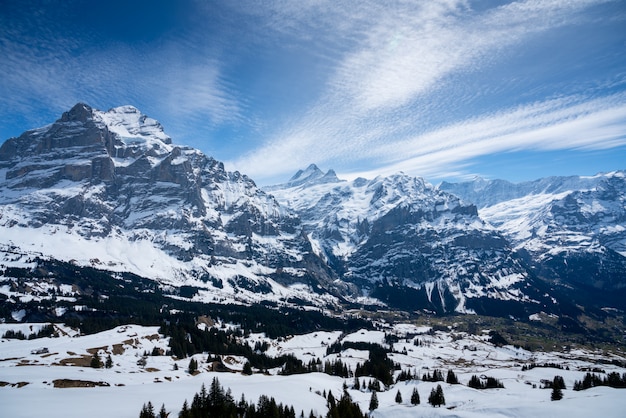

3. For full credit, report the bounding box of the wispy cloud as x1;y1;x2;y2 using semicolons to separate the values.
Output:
230;0;624;184
0;3;241;138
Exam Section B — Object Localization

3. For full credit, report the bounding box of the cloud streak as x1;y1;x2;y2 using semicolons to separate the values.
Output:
230;0;625;184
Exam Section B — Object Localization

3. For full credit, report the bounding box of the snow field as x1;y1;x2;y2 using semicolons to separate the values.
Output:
1;323;625;417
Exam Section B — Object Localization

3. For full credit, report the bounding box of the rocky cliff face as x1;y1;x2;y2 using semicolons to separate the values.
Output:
2;104;624;319
0;104;347;308
440;172;626;309
266;167;556;315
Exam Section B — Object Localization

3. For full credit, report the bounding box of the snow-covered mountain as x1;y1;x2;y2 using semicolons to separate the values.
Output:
440;173;626;305
266;166;558;315
2;104;624;321
0;104;347;310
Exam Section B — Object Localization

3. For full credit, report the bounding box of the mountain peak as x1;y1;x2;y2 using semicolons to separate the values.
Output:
96;105;172;146
289;164;323;182
278;164;340;188
60;102;95;123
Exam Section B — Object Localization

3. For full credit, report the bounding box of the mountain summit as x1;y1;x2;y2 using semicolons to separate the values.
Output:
0;104;347;309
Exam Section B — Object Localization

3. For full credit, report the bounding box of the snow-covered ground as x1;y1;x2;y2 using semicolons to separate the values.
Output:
1;323;625;417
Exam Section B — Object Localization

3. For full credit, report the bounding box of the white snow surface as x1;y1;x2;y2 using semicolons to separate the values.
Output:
1;323;625;417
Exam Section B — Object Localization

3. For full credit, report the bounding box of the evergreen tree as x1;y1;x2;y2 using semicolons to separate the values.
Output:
139;402;156;418
90;352;102;369
179;400;190;418
188;357;198;374
327;391;336;409
395;390;402;404
410;387;420;405
368;391;378;411
428;385;445;407
353;375;360;390
553;375;566;390
551;375;565;401
446;370;459;384
243;361;253;375
105;354;113;369
158;404;167;418
468;375;483;389
551;385;563;401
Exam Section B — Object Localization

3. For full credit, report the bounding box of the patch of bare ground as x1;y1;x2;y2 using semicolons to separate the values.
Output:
145;367;160;372
145;334;160;341
55;355;92;367
17;359;38;366
111;343;125;355
0;381;30;388
86;346;108;355
52;379;110;388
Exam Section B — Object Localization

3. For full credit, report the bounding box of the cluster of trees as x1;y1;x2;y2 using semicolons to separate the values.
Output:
2;324;55;340
467;375;505;389
421;369;459;384
547;376;566;401
139;378;368;418
4;258;370;338
573;372;626;391
428;385;446;407
90;352;113;369
354;344;398;386
521;362;567;371
140;377;299;418
326;391;366;418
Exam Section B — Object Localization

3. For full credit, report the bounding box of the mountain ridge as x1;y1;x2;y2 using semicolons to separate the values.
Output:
1;104;625;324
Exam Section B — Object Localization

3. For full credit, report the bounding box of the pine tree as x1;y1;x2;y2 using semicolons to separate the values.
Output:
551;385;563;401
139;401;156;418
242;361;253;375
553;375;566;390
353;375;360;390
179;400;190;418
410;387;420;405
105;354;113;369
158;404;167;418
395;389;402;404
551;376;564;401
428;384;445;407
368;391;378;411
436;384;445;406
468;375;483;389
90;352;102;368
188;357;198;374
327;391;336;409
446;370;459;384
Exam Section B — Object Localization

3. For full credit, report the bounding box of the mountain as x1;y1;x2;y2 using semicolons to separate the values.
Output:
266;168;558;316
0;104;349;312
440;172;626;309
2;104;624;324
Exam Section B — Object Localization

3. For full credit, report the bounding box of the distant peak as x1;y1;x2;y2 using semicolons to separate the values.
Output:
60;102;95;123
289;164;323;182
107;105;141;114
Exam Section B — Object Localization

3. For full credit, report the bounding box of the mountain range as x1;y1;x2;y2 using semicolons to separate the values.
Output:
1;104;625;324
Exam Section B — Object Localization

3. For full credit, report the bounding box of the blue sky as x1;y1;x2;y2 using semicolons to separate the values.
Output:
1;0;625;186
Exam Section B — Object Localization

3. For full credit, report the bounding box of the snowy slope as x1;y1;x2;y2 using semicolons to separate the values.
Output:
1;322;625;417
266;167;552;315
0;104;345;311
441;172;626;294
